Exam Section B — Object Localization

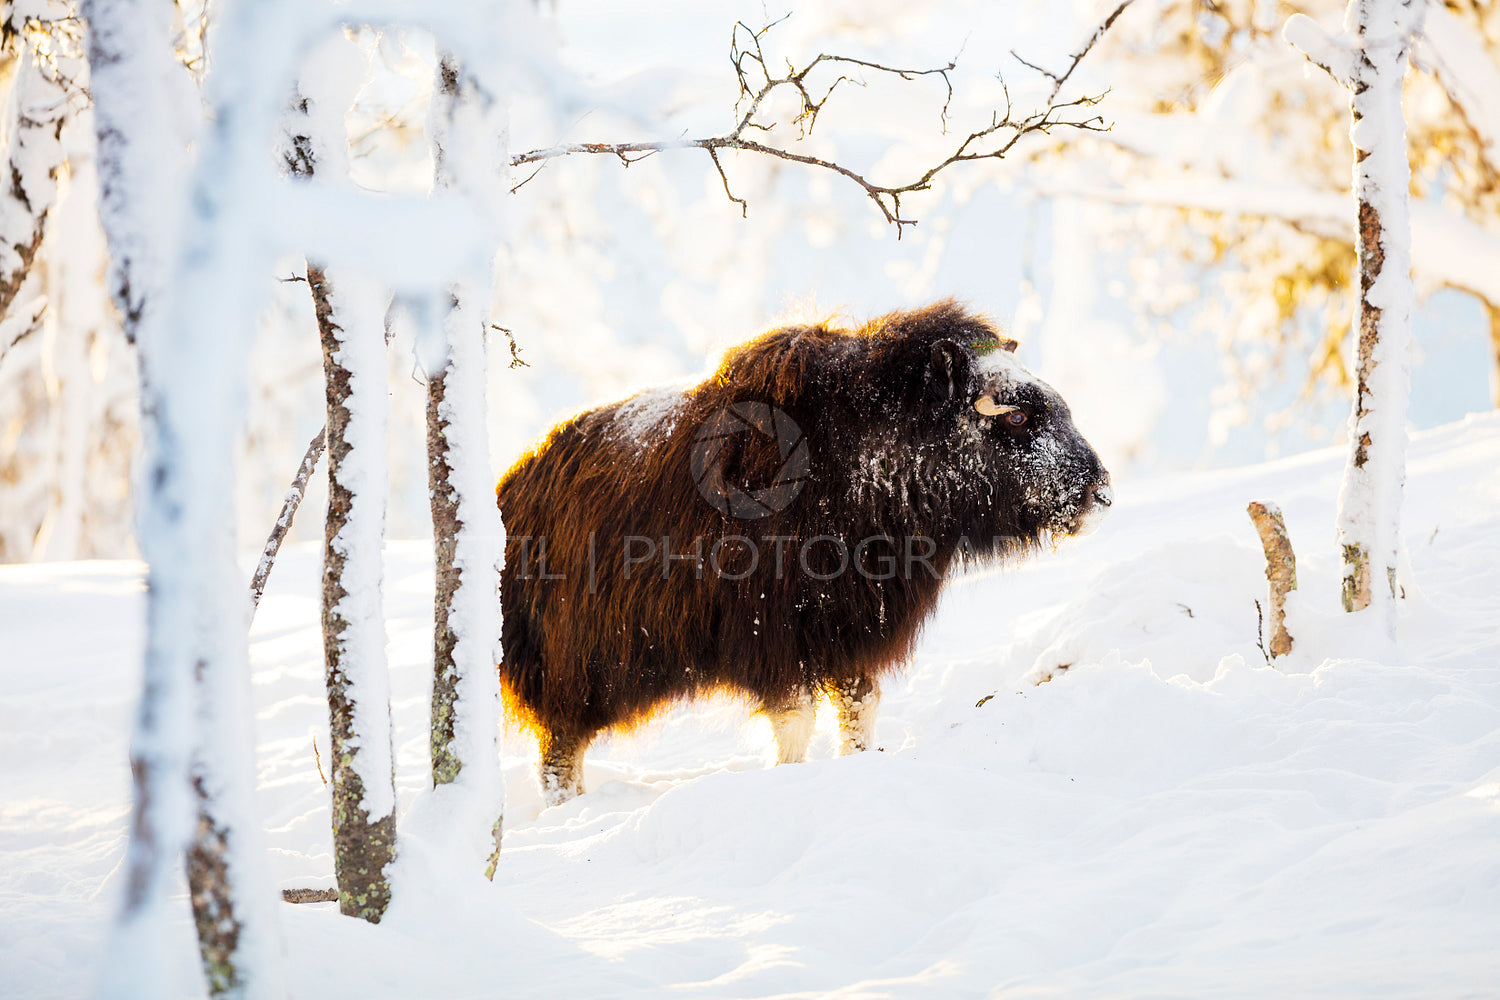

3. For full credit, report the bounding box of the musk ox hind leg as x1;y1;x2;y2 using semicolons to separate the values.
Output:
827;676;881;754
762;690;816;764
538;729;589;807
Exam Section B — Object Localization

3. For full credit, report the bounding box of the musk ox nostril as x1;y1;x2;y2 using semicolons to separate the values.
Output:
1094;485;1114;508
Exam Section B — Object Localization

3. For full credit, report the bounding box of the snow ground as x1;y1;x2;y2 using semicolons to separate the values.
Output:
3;414;1499;998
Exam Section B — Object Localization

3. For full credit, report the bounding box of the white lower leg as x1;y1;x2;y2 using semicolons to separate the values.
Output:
829;676;880;754
764;691;816;764
539;731;588;806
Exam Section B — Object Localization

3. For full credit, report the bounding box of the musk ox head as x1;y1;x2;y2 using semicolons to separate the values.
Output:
921;315;1114;544
717;300;1112;561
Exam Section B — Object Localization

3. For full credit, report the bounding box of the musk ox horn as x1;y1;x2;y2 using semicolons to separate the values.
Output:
975;394;1017;417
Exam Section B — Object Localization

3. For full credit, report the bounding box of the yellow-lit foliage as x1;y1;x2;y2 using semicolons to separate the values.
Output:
1048;0;1500;418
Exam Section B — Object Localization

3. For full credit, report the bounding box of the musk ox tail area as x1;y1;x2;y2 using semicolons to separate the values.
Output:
497;300;1111;804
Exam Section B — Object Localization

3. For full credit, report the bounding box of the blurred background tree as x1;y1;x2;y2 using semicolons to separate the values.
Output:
1030;0;1499;457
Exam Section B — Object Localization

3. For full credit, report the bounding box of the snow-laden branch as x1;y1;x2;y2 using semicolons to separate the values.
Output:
1;4;83;321
1413;2;1500;179
1041;165;1500;306
1284;13;1355;85
510;11;1129;234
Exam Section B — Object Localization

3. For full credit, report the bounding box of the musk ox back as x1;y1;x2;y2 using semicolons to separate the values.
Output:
497;300;1111;804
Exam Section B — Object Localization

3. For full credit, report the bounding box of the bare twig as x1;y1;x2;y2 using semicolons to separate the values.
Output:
312;734;327;787
281;888;337;904
508;10;1128;235
248;424;326;615
489;323;528;368
1248;500;1297;658
1254;599;1269;665
1037;0;1136;104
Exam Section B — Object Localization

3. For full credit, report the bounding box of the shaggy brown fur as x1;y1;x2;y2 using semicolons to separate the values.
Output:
497;300;1109;801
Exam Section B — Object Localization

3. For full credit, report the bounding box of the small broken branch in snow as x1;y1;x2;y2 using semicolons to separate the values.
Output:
280;887;337;904
1247;501;1297;658
510;12;1125;235
1254;600;1268;664
248;425;326;615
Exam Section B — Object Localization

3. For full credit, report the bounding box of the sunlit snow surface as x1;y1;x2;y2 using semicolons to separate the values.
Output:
4;415;1500;998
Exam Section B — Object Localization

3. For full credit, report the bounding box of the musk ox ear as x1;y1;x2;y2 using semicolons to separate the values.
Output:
927;339;968;401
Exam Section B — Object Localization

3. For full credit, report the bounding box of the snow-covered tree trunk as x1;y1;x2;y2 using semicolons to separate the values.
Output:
1287;0;1424;633
425;53;506;878
1338;0;1421;625
281;72;400;922
85;0;285;995
313;262;398;921
80;9;188;987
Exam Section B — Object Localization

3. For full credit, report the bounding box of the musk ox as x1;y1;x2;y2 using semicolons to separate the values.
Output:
497;300;1111;804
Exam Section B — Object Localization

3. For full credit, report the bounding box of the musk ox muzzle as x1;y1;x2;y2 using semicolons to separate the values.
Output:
497;300;1110;805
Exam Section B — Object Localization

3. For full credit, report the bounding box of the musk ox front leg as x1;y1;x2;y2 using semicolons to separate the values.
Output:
762;690;816;764
827;676;880;754
538;729;589;806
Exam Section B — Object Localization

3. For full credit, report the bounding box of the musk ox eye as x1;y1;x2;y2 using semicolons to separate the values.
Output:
1004;409;1028;429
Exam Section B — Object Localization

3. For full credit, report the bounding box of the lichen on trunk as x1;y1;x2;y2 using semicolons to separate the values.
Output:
427;365;464;787
312;263;397;923
186;774;242;995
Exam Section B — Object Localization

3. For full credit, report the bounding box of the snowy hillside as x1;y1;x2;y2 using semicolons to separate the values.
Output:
4;413;1499;999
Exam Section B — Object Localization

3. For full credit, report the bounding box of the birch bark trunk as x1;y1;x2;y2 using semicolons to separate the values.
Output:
1334;0;1424;633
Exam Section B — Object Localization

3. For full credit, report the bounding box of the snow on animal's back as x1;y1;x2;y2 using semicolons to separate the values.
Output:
604;377;699;449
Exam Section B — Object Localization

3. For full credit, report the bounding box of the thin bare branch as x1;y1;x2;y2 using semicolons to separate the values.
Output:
508;162;546;194
508;9;1127;235
489;323;529;368
1044;0;1136;103
248;424;326;616
708;147;747;218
